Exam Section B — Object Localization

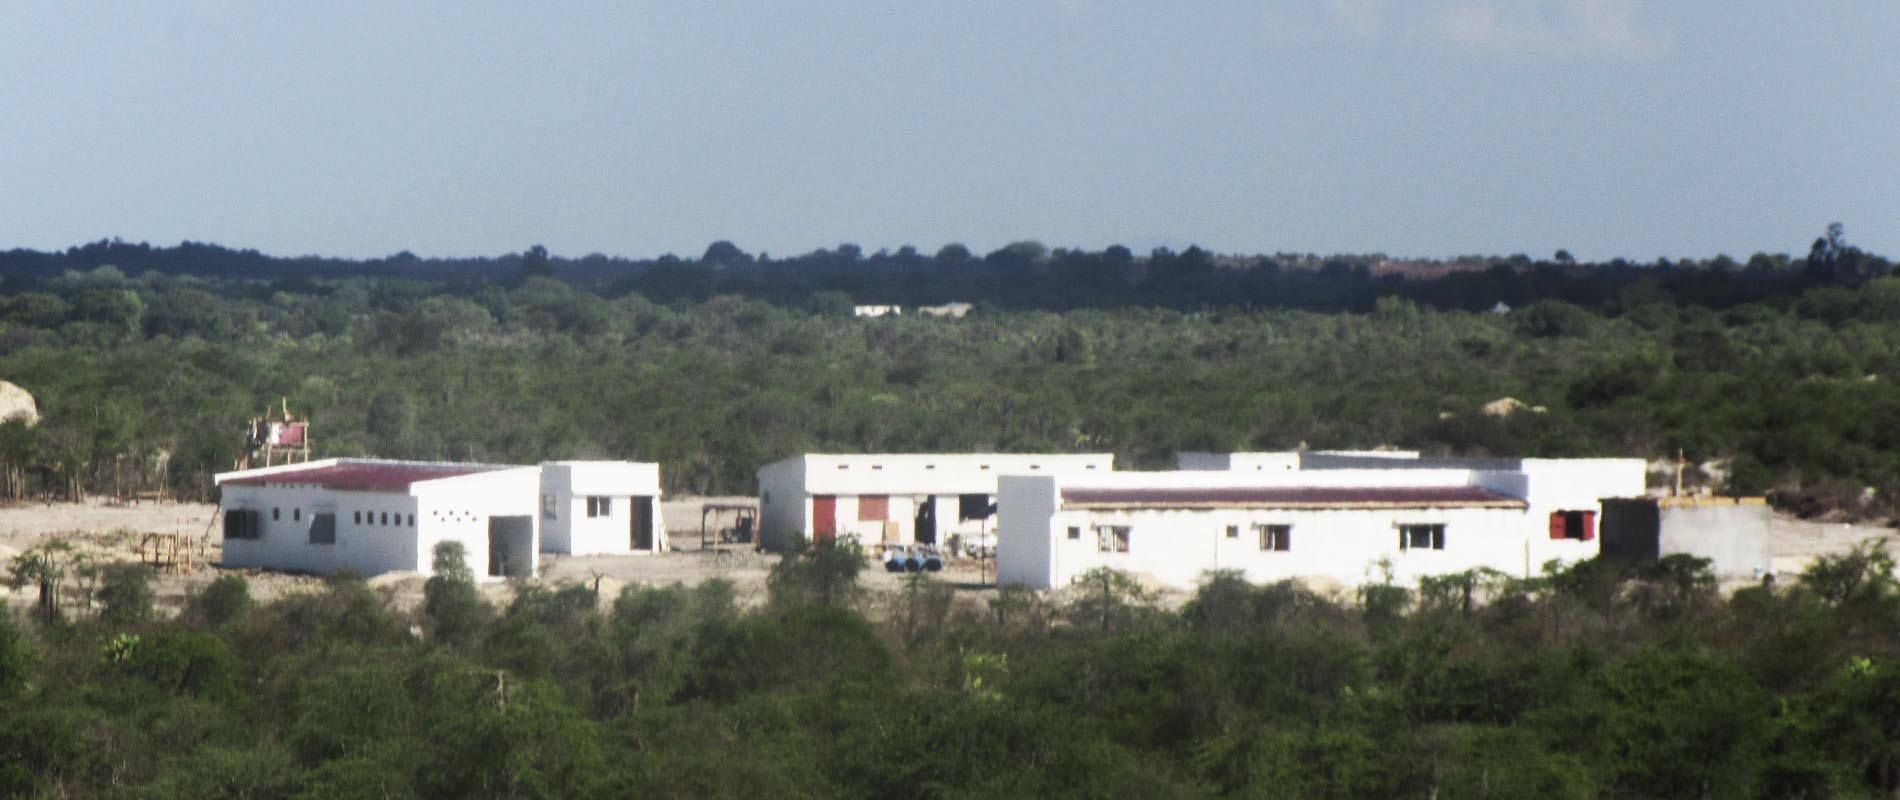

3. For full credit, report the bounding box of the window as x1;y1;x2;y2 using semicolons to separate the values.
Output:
272;508;280;521
293;508;301;522
407;514;415;527
380;512;389;525
1096;525;1131;553
587;496;612;517
1549;510;1597;541
309;512;336;545
1257;524;1292;552
1067;526;1082;540
858;495;889;521
353;511;361;524
1225;525;1240;539
542;493;557;520
958;493;994;520
1400;524;1446;551
223;509;261;540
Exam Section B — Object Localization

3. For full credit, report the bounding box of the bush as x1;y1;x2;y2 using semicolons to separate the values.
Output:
97;563;156;627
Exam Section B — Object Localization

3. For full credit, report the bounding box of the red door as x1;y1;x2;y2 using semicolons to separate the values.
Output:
811;495;837;543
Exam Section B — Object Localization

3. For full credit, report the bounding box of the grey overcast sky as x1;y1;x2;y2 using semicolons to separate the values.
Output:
1;2;1895;262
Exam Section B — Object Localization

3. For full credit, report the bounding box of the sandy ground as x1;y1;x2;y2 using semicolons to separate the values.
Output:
0;497;1892;617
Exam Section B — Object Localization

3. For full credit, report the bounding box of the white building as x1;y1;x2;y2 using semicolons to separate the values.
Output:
999;454;1645;591
215;457;666;580
755;453;1114;551
538;461;666;556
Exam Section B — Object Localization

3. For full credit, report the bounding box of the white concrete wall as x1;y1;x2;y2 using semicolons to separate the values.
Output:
755;453;1113;550
414;467;542;581
757;457;809;550
998;475;1061;588
1515;459;1648;570
538;461;666;555
995;458;1645;592
1659;503;1774;578
1006;496;1532;591
1176;452;1302;471
220;484;424;577
218;464;542;582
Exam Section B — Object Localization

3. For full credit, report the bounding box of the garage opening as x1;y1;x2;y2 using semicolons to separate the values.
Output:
630;496;655;551
488;516;534;578
914;496;937;545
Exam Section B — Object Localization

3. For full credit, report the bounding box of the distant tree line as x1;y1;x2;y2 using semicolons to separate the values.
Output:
4;227;1891;313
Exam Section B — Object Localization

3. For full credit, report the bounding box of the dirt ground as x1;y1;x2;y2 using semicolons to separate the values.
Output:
0;497;1893;617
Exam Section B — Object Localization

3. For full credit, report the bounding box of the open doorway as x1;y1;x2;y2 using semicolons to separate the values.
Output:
914;496;937;545
630;496;655;551
488;516;534;578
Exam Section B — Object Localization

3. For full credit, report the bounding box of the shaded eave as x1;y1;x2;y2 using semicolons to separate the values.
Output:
1060;485;1528;511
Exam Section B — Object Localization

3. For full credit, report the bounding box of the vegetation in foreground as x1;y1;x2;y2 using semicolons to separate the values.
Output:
3;539;1899;798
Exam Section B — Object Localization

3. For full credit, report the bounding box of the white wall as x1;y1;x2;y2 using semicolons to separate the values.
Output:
1003;486;1533;592
1176;452;1301;471
755;453;1113;550
998;475;1060;587
218;463;542;582
414;467;543;581
996;457;1649;592
538;461;666;555
220;484;424;577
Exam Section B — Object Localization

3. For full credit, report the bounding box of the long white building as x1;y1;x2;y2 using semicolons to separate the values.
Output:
755;453;1114;551
215;457;665;580
999;453;1646;591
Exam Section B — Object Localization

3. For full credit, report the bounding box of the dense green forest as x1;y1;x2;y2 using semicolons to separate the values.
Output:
2;233;1899;516
2;540;1899;797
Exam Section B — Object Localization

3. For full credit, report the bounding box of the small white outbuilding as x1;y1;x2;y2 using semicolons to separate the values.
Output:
537;460;666;556
755;453;1114;551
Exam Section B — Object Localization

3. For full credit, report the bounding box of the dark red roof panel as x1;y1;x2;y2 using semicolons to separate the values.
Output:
223;462;504;493
1061;485;1526;510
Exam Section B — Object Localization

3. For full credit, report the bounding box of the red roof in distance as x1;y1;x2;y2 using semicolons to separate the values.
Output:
222;462;504;493
1061;485;1526;510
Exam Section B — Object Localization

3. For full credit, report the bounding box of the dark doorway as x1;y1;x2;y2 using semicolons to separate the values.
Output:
630;496;655;551
914;496;937;545
487;516;534;578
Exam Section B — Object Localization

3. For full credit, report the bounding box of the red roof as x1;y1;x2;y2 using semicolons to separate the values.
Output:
1061;485;1526;510
222;462;504;493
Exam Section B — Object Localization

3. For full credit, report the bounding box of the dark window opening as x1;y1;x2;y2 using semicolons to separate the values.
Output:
272;508;280;521
1400;524;1446;551
1095;525;1131;553
958;493;995;520
1067;526;1082;540
1225;525;1240;539
309;512;336;545
587;496;612;518
1257;524;1292;552
223;509;262;540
